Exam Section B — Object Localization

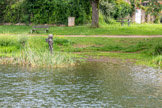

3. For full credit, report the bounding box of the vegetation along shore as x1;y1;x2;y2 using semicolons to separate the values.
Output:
0;35;161;68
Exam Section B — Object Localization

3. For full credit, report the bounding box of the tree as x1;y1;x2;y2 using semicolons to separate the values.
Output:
90;0;100;27
146;0;162;23
90;0;132;27
0;0;8;23
131;0;162;23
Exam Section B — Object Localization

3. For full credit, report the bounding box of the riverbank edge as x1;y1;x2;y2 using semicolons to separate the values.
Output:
0;35;161;68
0;52;161;69
75;52;162;68
0;57;76;68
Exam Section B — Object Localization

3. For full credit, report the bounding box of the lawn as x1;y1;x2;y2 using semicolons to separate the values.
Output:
0;35;161;67
0;24;162;35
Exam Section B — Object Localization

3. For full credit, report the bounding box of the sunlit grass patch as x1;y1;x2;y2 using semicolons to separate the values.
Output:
153;55;162;67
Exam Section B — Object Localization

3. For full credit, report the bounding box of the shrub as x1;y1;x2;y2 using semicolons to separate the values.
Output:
114;0;132;19
100;0;132;24
3;0;91;25
0;46;18;53
100;1;115;18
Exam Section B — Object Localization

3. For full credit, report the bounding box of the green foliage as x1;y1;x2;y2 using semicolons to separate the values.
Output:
114;0;132;19
0;46;19;53
100;1;115;18
0;36;26;53
0;0;9;23
54;37;73;45
99;45;123;51
2;0;91;25
100;0;132;24
0;35;162;67
129;0;136;17
153;55;162;66
145;0;162;23
124;41;147;52
154;43;162;55
4;0;25;23
100;1;118;24
0;35;75;67
0;38;16;46
130;0;162;23
0;36;28;47
17;47;75;67
18;36;28;47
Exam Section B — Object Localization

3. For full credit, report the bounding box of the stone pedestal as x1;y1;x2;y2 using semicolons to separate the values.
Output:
68;17;75;27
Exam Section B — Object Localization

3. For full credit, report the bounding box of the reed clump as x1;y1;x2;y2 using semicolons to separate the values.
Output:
0;35;75;68
0;48;75;68
19;48;75;67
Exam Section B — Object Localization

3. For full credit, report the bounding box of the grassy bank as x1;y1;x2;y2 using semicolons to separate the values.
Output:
0;35;161;67
0;36;75;68
0;24;162;35
59;37;162;67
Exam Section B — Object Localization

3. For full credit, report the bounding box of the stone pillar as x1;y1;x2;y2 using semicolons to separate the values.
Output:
68;17;75;27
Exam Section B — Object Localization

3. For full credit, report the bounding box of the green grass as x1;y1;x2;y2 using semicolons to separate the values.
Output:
0;24;162;35
60;37;162;54
54;37;162;67
0;36;75;68
0;35;161;67
77;52;156;67
153;55;162;67
17;48;75;68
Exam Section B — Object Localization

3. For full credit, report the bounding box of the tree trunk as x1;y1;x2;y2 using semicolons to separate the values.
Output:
91;0;99;27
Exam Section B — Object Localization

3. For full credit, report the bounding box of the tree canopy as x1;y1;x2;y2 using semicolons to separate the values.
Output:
0;0;160;25
0;0;91;24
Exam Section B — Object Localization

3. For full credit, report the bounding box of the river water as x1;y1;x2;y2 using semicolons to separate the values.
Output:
0;61;161;108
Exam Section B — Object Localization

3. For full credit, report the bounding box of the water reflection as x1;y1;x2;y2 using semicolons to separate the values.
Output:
0;61;161;108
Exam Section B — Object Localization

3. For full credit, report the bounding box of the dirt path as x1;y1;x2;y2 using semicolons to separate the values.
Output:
60;35;162;38
0;34;162;38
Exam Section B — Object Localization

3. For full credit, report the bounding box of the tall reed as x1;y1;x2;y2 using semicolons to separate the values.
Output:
17;47;75;68
0;35;75;68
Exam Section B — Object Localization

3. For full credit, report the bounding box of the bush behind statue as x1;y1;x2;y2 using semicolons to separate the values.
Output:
1;0;91;25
